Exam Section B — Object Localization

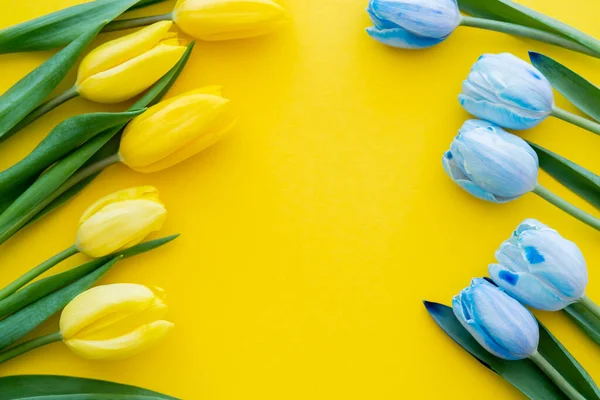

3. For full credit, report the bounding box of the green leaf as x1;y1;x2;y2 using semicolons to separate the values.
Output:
0;0;143;53
0;235;178;318
425;301;566;399
130;0;170;9
0;257;120;351
0;42;195;246
0;109;145;196
457;0;600;55
528;141;600;210
0;375;177;399
537;322;600;399
425;301;600;399
564;303;600;346
529;52;600;122
0;26;101;142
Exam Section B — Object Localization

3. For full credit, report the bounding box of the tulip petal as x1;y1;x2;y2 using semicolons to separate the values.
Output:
452;284;519;360
442;150;515;203
120;91;235;171
489;264;572;311
76;199;167;257
60;284;157;339
79;186;160;225
76;298;168;340
174;0;286;41
518;230;588;300
77;21;174;83
65;320;174;360
495;240;529;272
366;26;445;49
77;43;186;103
469;280;539;359
514;218;548;235
369;0;460;38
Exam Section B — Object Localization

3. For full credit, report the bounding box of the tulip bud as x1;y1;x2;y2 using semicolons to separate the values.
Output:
119;87;237;173
76;21;187;104
366;0;460;49
172;0;286;41
76;186;167;258
60;283;173;360
453;278;539;360
459;53;554;130
442;120;539;203
489;219;588;311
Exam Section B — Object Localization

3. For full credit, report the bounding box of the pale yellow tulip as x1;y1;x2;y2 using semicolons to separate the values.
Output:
60;283;173;360
76;186;167;257
76;21;186;103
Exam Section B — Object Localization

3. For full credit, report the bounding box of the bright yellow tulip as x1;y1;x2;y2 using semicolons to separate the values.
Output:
119;87;237;173
60;283;173;360
76;21;187;103
172;0;286;41
76;186;167;258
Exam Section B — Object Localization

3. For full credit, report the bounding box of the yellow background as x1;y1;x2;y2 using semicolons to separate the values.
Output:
0;0;599;398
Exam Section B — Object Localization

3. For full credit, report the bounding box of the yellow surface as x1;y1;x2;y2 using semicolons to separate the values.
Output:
0;0;599;398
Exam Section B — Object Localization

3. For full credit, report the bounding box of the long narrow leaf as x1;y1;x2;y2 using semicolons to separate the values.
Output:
0;375;177;399
0;0;143;53
0;26;101;141
0;109;144;196
457;0;600;55
528;141;600;210
529;52;600;122
538;322;600;399
0;235;178;318
0;257;120;350
564;303;600;346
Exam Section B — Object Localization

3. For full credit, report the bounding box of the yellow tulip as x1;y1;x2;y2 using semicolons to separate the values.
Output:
172;0;286;41
119;87;237;173
76;21;187;103
60;283;173;360
76;186;167;258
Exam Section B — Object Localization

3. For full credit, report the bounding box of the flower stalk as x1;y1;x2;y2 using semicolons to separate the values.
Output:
530;351;587;400
102;13;173;32
459;16;600;59
0;245;79;301
532;184;600;231
551;106;600;136
0;332;62;364
579;295;600;321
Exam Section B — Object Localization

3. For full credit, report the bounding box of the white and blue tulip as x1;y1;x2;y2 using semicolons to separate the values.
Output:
442;120;539;203
489;219;588;311
366;0;460;49
453;278;539;360
459;53;554;130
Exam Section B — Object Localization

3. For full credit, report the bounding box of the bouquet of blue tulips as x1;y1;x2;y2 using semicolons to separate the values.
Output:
427;219;600;399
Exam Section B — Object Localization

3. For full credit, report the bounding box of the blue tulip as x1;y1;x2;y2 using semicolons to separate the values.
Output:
442;120;539;203
489;219;588;311
366;0;460;49
459;53;554;130
453;278;539;360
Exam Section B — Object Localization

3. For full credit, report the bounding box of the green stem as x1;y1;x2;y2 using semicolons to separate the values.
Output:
102;13;173;32
579;295;600;320
532;184;600;231
4;87;79;141
0;332;62;364
530;351;586;400
0;153;121;247
459;16;600;59
0;245;78;301
551;106;600;136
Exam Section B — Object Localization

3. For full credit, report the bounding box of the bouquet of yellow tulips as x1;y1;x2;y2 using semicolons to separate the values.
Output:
0;0;286;397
